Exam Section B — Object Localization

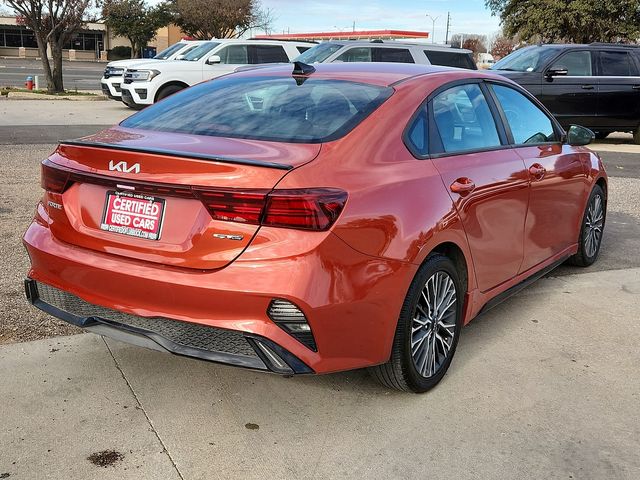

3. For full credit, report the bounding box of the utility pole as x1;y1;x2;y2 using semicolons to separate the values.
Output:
445;11;451;45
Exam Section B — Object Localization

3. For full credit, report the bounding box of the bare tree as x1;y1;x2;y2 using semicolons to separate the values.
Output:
5;0;92;93
490;35;516;60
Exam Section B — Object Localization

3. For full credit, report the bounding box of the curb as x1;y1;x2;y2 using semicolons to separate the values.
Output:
6;92;107;101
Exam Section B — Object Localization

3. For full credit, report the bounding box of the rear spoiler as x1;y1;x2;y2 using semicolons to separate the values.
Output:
59;139;293;171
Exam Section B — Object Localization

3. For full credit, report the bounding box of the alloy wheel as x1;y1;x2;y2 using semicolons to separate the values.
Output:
411;271;457;378
584;194;604;258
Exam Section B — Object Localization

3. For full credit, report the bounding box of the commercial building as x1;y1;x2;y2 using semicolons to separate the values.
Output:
255;29;429;42
0;16;185;61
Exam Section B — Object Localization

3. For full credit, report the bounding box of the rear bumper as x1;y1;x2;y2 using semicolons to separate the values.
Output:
23;216;415;374
25;279;311;374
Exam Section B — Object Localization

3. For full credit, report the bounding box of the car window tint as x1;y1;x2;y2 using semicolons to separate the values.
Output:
121;77;393;143
296;46;311;54
550;51;592;76
373;48;414;63
599;51;637;76
432;84;501;153
335;47;372;62
216;45;248;64
251;45;288;63
492;85;557;145
424;50;474;69
406;109;428;155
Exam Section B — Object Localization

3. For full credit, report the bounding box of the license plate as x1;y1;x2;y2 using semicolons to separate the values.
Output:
100;191;165;240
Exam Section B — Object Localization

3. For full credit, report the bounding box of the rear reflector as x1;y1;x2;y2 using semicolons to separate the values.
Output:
41;159;347;231
267;299;317;351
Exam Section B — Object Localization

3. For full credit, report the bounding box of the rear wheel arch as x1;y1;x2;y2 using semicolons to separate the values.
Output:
430;241;470;295
595;176;607;201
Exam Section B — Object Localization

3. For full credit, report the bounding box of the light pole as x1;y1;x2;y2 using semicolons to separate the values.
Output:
426;14;440;44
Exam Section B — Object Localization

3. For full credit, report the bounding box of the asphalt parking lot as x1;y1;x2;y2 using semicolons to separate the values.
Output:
0;58;105;91
0;100;639;479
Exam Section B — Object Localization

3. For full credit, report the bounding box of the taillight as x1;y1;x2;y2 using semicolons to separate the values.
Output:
197;188;347;231
41;160;71;193
193;189;268;224
263;189;347;231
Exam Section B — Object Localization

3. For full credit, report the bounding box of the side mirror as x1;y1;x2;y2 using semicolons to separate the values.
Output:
206;55;221;65
566;125;594;146
545;67;568;77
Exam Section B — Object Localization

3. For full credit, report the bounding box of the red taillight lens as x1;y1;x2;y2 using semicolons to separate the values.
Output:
193;189;268;224
263;189;348;231
41;160;72;193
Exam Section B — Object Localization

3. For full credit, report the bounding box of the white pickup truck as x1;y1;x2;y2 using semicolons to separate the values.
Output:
100;40;207;100
119;39;314;109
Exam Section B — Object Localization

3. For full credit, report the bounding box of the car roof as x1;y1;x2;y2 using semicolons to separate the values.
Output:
231;62;495;87
524;42;640;50
317;40;472;54
209;38;316;45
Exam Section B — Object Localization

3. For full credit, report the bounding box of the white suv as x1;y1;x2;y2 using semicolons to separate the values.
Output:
295;41;476;69
101;41;207;100
120;39;314;109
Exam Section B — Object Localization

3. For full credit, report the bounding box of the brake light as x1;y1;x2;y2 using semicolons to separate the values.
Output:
41;160;72;193
196;188;347;231
193;189;268;224
263;189;347;231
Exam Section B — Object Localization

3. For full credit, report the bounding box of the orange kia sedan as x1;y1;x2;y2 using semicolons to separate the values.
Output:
23;63;607;392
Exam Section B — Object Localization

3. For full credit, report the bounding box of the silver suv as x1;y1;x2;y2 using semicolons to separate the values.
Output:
295;40;476;69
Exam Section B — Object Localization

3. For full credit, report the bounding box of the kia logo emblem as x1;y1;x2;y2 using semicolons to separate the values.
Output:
109;160;140;174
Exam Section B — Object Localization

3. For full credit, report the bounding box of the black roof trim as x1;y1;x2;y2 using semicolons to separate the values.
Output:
59;140;293;171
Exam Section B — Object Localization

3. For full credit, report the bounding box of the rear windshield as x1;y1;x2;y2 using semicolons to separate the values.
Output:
424;50;476;69
154;42;186;60
121;76;393;143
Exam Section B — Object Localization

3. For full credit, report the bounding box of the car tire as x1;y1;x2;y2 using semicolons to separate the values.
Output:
568;184;606;267
594;131;609;140
156;84;184;102
634;127;640;145
369;253;463;393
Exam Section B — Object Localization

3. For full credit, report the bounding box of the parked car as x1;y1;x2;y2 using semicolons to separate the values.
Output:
119;39;315;109
294;40;477;69
101;40;207;100
24;63;606;393
491;42;640;142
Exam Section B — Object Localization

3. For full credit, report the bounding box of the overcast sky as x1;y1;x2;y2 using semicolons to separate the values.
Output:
259;0;502;43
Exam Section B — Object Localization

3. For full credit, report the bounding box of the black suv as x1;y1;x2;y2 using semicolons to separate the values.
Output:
491;43;640;142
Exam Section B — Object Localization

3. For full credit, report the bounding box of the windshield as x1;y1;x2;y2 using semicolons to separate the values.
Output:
121;76;393;143
181;42;221;61
492;46;559;72
153;42;187;60
295;43;344;64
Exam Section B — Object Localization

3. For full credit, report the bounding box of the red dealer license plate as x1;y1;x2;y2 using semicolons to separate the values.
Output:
100;191;165;240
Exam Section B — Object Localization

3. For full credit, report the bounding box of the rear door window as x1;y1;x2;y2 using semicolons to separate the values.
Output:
250;45;289;63
374;48;414;63
599;50;638;76
549;51;592;76
492;85;557;144
405;109;429;156
431;83;501;154
424;50;475;69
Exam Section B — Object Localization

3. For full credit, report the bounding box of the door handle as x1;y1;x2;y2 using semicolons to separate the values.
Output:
450;178;475;195
529;163;546;180
581;85;594;90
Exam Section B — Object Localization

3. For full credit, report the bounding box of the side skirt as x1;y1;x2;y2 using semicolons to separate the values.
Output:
476;255;569;317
